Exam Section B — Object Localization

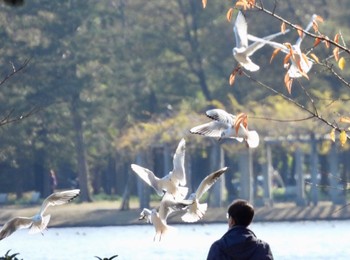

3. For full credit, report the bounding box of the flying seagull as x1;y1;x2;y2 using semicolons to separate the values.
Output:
181;167;228;223
248;14;318;78
0;189;80;240
139;194;193;241
190;109;259;148
233;10;289;71
131;138;188;200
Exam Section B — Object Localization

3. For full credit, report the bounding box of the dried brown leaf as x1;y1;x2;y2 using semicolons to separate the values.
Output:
312;21;319;33
281;22;286;33
333;47;340;62
309;53;319;63
229;72;236;86
235;0;248;10
313;37;322;47
315;15;324;23
339;117;350;124
284;72;293;94
323;36;330;48
283;53;292;65
234;113;248;135
226;8;234;22
270;48;281;63
295;25;303;38
334;33;340;44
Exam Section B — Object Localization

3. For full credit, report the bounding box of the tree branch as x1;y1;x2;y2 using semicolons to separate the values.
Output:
0;59;30;87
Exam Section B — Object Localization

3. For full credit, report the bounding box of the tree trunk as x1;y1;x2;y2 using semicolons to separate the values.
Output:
70;96;92;202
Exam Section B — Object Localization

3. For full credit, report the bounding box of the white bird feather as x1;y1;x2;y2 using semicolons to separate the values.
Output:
181;167;228;223
0;189;80;240
190;109;259;148
233;11;289;71
131;138;188;200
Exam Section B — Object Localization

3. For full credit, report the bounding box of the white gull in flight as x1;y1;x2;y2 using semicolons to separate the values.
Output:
181;167;228;223
248;14;318;78
139;194;193;241
233;10;289;71
131;138;188;200
190;109;259;148
0;189;80;240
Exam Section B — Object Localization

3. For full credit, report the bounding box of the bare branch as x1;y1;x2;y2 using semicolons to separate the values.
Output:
0;106;41;127
252;3;350;55
251;115;315;122
0;58;30;87
241;71;344;133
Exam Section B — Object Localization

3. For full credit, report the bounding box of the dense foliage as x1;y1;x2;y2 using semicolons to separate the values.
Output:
0;0;349;201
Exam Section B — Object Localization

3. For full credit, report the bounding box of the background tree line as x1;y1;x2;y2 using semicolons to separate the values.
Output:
0;0;349;202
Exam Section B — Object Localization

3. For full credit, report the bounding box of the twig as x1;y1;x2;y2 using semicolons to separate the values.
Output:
0;58;30;87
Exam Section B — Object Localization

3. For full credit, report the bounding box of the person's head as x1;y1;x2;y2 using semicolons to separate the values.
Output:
227;199;254;228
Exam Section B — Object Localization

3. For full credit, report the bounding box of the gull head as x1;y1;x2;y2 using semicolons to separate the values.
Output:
32;214;42;223
139;208;152;222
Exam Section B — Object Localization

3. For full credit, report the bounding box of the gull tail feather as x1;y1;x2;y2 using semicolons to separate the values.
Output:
246;130;259;148
181;203;208;223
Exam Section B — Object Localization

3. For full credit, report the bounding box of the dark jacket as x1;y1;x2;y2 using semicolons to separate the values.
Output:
207;225;273;260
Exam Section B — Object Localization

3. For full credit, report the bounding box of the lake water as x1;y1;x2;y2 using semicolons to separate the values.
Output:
0;220;349;260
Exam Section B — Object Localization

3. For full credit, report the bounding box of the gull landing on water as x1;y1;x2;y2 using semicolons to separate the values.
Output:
181;167;228;223
233;11;289;72
0;189;80;240
131;138;188;201
190;109;259;148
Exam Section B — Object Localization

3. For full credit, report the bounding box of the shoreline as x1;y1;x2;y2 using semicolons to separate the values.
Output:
0;200;349;228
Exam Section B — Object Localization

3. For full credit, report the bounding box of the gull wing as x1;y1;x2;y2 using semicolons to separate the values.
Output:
247;34;288;54
206;109;236;125
39;189;80;215
170;138;186;186
196;167;228;199
0;217;32;240
159;194;193;220
245;30;290;56
131;164;164;196
190;121;229;138
233;11;248;48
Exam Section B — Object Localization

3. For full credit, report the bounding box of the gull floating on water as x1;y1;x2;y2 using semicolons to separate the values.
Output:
190;109;259;148
131;138;188;200
248;14;318;78
233;11;289;71
139;194;193;241
0;189;80;240
181;167;228;223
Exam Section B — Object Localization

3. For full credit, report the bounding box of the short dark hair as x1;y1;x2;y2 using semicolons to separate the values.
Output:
227;199;254;227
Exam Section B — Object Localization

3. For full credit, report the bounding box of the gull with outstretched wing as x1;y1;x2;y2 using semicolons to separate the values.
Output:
190;109;259;148
248;14;318;78
131;138;188;200
0;189;80;240
233;11;289;71
139;194;193;241
181;167;228;223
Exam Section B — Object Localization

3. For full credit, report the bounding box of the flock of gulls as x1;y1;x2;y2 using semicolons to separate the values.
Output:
132;107;263;240
0;10;319;242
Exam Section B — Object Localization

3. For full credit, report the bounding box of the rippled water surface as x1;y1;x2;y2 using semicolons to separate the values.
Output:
1;220;349;260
